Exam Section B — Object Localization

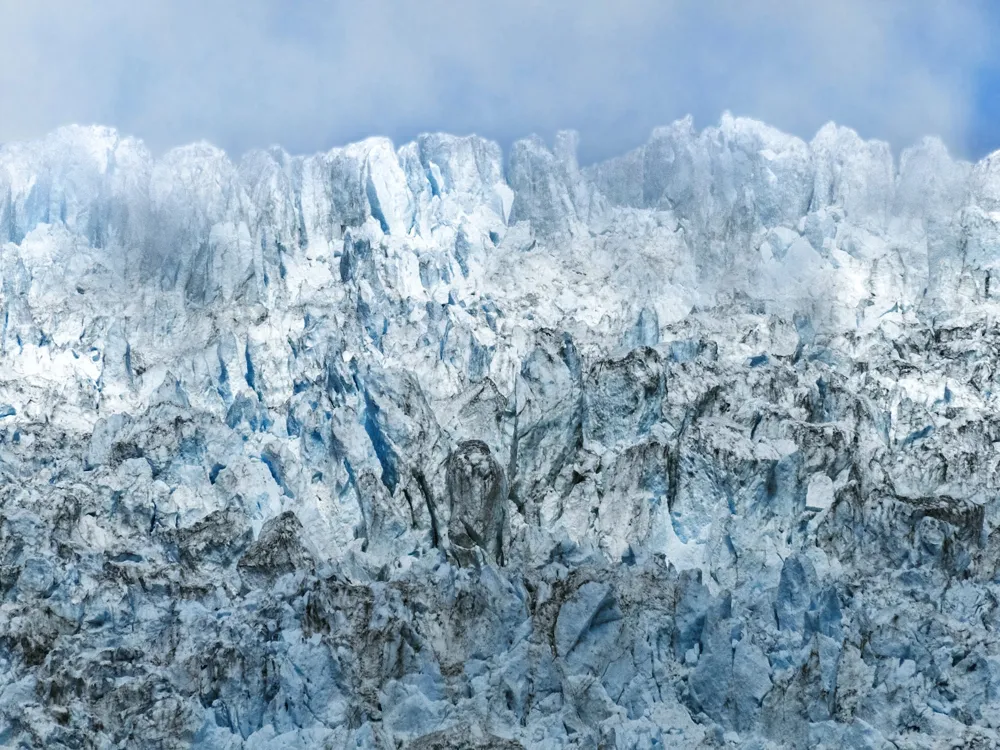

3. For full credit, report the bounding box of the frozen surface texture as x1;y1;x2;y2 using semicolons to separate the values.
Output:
2;116;1000;748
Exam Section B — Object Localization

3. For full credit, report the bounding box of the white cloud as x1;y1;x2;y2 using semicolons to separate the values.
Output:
0;0;992;161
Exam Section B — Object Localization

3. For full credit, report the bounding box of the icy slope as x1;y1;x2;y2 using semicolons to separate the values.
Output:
1;116;1000;748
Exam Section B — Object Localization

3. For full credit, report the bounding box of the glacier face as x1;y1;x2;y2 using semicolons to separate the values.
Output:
2;115;1000;748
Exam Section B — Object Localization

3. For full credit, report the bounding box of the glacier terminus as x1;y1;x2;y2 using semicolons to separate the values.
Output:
1;114;1000;748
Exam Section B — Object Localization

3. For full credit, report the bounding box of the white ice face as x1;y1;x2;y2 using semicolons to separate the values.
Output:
0;117;998;748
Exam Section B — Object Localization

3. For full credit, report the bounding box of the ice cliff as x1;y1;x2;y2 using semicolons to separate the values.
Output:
2;113;1000;748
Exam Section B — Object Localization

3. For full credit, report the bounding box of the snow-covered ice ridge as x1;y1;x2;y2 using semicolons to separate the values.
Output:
2;113;1000;748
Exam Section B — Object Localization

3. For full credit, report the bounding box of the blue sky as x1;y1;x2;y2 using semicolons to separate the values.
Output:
1;0;998;164
969;62;1000;159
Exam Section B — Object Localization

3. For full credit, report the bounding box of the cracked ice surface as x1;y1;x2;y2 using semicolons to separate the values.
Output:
2;115;1000;748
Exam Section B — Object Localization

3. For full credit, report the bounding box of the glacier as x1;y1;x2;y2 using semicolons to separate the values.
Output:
1;113;1000;748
